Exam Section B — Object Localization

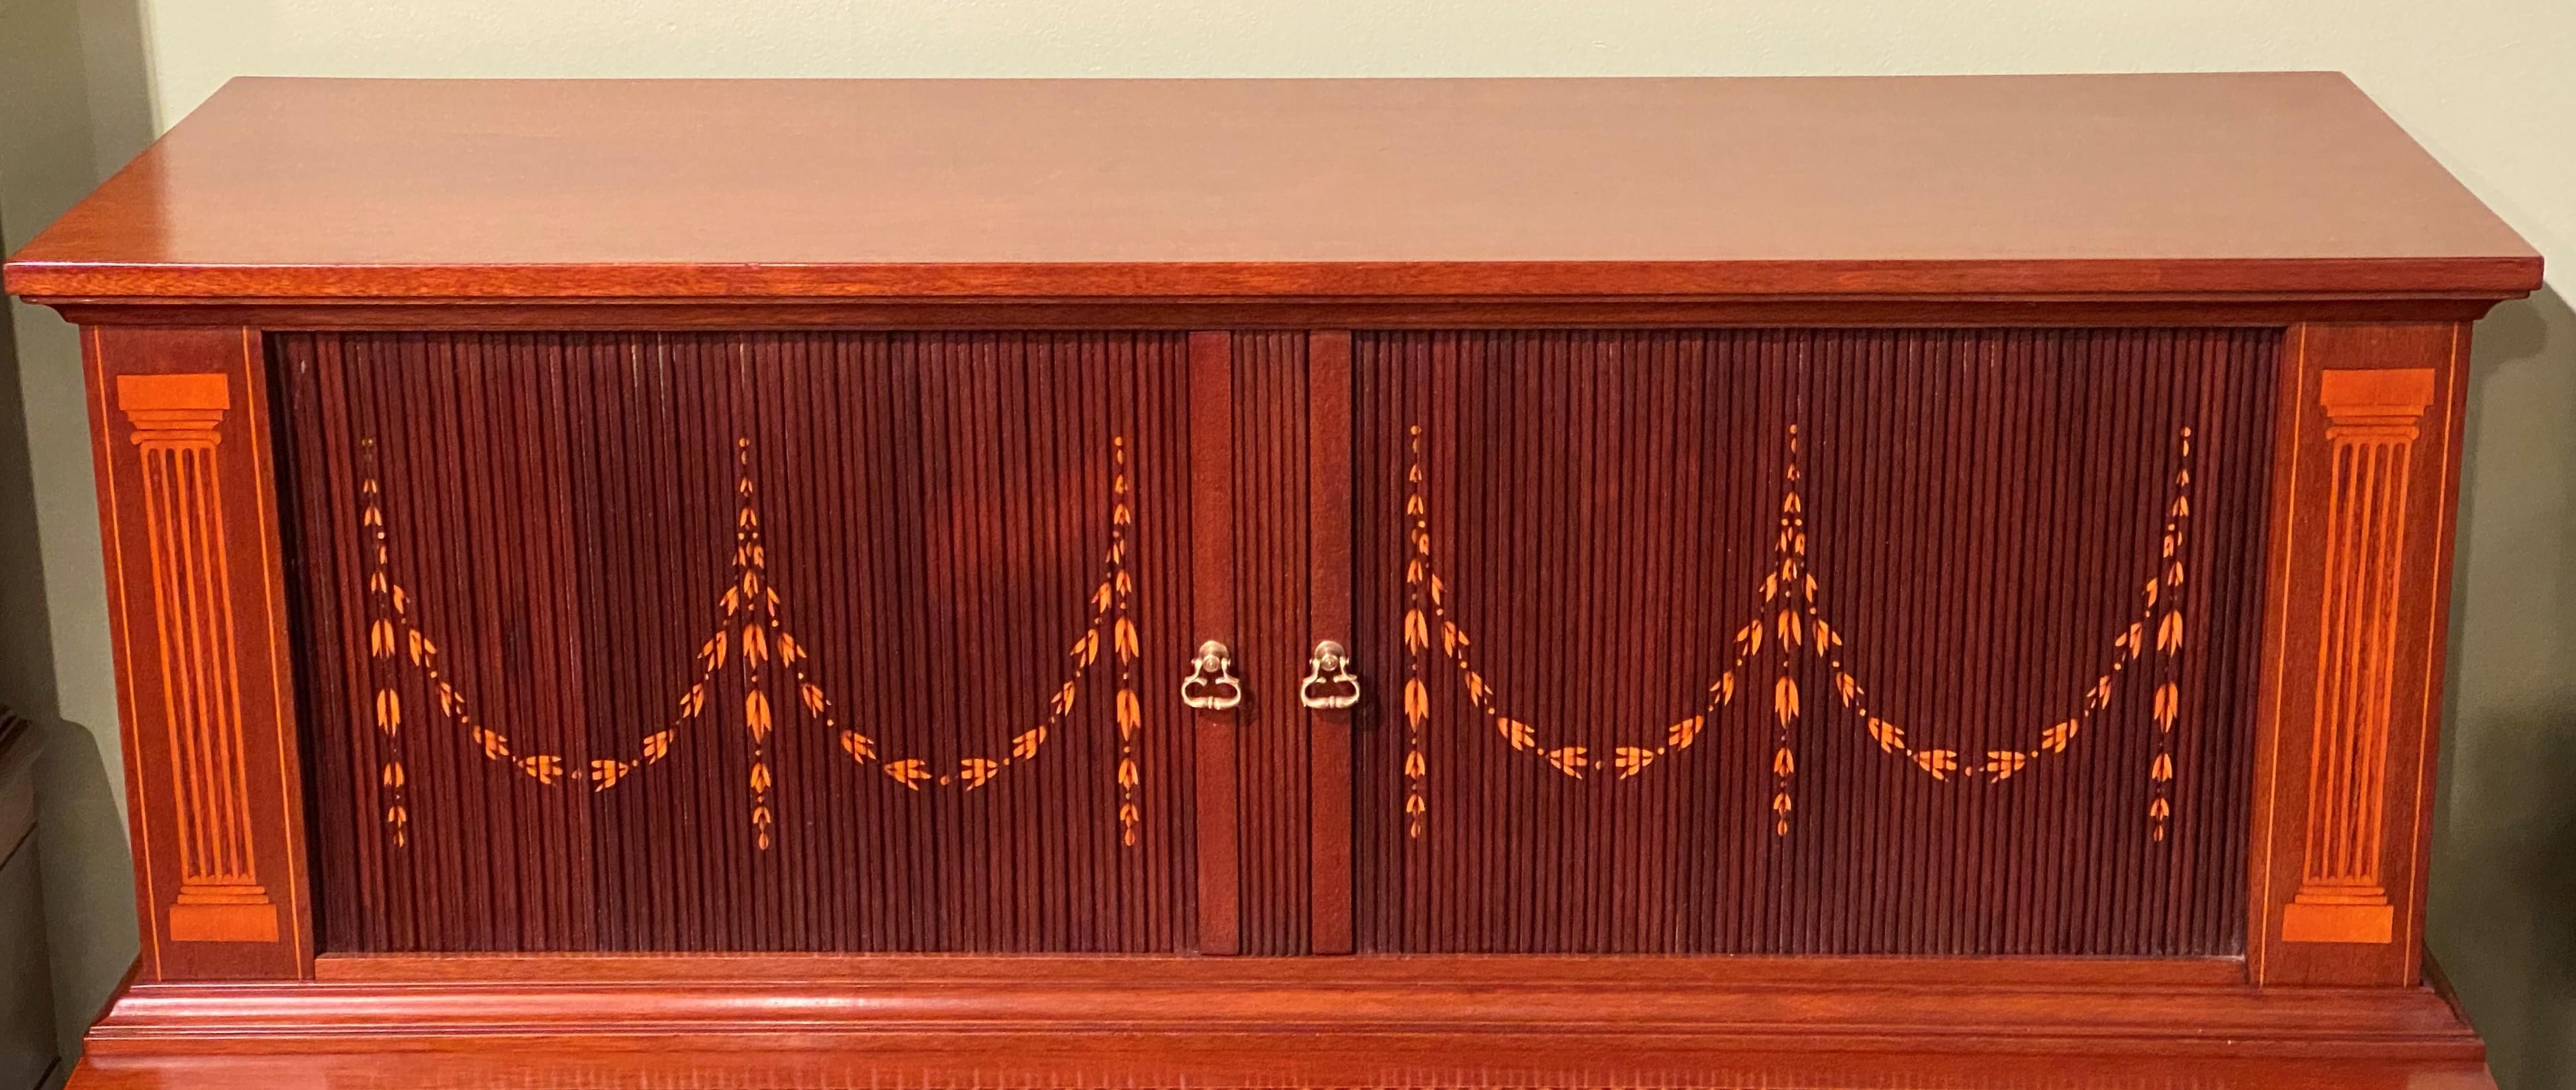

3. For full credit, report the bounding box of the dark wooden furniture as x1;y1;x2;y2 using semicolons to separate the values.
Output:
5;74;2540;1089
0;711;56;1090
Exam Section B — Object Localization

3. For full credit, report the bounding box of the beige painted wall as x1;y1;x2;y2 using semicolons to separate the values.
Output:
3;1;2569;1083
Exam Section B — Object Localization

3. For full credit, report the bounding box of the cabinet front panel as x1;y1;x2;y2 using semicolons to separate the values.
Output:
274;332;1197;952
1351;328;2276;955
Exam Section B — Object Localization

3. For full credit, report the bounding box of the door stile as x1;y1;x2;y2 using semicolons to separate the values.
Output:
1187;331;1243;954
1306;331;1358;954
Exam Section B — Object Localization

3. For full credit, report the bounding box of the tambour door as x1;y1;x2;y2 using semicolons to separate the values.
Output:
1340;328;2280;956
270;326;2286;960
275;331;1205;953
1180;331;1362;955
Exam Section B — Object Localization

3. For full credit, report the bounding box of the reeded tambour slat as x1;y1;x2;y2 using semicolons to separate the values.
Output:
1351;328;2276;956
273;331;1200;953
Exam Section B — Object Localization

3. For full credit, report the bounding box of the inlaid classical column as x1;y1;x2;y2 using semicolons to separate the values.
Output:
119;372;275;942
2281;368;2434;945
87;326;310;980
2251;323;2462;987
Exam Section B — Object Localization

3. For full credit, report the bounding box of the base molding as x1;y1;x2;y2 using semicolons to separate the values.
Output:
72;1048;2501;1090
82;958;2482;1064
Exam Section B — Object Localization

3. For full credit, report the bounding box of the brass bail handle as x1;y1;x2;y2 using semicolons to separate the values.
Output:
1180;640;1245;711
1299;640;1362;710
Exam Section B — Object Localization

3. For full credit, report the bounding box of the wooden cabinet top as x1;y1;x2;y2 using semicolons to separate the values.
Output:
3;72;2540;303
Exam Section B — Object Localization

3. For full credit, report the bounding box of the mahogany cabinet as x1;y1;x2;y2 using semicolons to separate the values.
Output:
3;74;2542;1089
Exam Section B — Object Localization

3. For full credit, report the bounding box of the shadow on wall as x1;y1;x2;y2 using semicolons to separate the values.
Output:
2437;285;2576;1090
0;0;157;1063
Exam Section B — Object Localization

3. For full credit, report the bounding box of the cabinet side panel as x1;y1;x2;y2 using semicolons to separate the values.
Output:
1352;328;2274;956
274;332;1196;953
88;326;313;979
2248;322;2465;986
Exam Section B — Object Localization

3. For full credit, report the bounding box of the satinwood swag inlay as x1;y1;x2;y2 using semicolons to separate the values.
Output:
356;434;1143;851
1353;328;2274;956
278;331;1195;954
16;73;2537;1074
1400;420;2197;842
274;326;2273;957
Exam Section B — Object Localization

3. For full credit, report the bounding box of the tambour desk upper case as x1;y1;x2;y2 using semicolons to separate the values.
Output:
3;74;2544;1090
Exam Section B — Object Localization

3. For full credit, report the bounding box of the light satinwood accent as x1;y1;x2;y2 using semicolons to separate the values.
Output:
1353;328;2273;958
278;330;1194;955
115;372;279;944
355;434;1142;851
2280;368;2434;946
1401;420;2198;844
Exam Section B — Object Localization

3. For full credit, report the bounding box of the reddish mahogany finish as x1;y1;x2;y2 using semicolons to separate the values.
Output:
1347;328;2274;956
0;74;2539;305
62;1046;2504;1090
271;331;1198;953
2;74;2541;1087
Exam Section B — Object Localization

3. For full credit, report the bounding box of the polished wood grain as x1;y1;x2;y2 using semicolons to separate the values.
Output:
1186;330;1242;956
31;296;2530;330
7;72;2544;1090
1;74;2540;304
65;1048;2501;1090
114;372;275;944
305;951;2248;986
1348;329;2271;955
2248;322;2466;987
1227;330;1318;956
273;330;1198;953
80;956;2476;1059
1305;330;1359;956
2280;368;2436;946
84;326;312;980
